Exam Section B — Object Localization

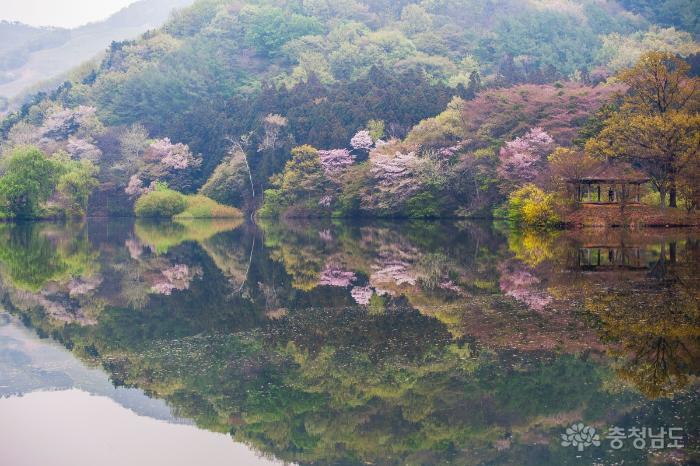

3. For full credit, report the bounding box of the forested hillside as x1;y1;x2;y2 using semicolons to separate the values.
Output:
0;0;698;219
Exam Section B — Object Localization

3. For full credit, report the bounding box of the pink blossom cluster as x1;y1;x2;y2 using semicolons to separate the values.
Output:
41;106;97;140
125;175;154;197
148;138;202;171
437;143;465;159
350;130;374;151
498;127;554;184
67;137;102;161
318;264;357;287
318;195;333;207
125;238;144;259
438;280;465;294
14;290;97;326
318;229;333;242
318;149;354;176
369;151;422;203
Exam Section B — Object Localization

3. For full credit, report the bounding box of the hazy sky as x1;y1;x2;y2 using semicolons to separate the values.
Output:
0;0;137;28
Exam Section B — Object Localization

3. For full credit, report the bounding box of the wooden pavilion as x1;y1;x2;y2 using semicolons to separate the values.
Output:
567;163;650;205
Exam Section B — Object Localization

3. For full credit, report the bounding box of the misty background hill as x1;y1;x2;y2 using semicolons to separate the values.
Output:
0;0;194;105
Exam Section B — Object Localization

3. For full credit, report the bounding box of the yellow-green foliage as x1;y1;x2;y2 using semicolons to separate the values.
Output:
134;188;188;217
135;187;242;219
506;184;561;227
405;96;467;148
135;218;243;254
175;195;243;219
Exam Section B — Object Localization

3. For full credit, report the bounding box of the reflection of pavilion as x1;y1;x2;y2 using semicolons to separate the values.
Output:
577;246;649;271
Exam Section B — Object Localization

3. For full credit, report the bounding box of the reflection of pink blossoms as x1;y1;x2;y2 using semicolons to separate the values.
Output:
318;229;333;242
499;262;552;312
351;286;373;305
371;260;417;287
125;238;144;259
68;276;103;296
151;264;203;295
351;130;374;151
318;264;356;287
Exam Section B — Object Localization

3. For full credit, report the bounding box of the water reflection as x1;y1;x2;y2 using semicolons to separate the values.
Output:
0;218;698;465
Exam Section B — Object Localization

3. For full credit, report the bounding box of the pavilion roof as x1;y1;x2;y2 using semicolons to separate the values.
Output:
568;163;650;183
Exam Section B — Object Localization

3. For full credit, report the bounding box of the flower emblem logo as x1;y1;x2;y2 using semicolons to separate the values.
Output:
561;423;601;451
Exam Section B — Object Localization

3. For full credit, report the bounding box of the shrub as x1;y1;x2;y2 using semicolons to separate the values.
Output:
174;195;243;219
134;188;187;218
505;184;561;228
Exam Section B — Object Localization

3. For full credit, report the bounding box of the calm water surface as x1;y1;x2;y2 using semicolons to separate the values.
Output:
0;218;698;465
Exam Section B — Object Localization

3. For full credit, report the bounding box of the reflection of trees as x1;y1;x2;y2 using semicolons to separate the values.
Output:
616;335;698;399
6;220;697;464
13;299;629;466
588;284;700;399
0;222;98;292
134;218;243;254
552;231;700;399
0;222;101;325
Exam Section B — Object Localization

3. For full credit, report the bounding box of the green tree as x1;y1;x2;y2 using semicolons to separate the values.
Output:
260;145;328;217
586;52;700;208
0;146;58;218
55;157;99;216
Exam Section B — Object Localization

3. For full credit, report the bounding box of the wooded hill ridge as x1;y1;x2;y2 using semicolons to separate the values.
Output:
0;0;698;221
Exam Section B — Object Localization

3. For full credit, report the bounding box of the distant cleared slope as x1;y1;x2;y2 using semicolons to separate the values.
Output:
0;0;194;100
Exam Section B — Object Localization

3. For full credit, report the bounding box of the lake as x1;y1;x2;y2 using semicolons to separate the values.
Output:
0;218;698;465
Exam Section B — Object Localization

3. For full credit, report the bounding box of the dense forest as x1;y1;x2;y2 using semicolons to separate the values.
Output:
0;0;698;222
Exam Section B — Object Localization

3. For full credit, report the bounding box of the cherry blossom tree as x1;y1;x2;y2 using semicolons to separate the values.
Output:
497;127;554;186
41;106;99;140
119;124;150;164
318;148;354;176
351;130;374;151
365;150;423;212
146;138;202;171
66;137;102;162
125;174;153;197
258;113;288;152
